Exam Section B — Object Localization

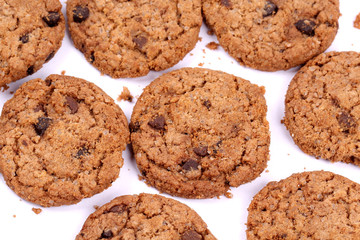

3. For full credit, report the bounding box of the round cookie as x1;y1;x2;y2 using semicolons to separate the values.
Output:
130;68;270;199
66;0;202;78
0;74;129;207
284;51;360;166
0;0;65;86
247;171;360;239
76;193;216;240
202;0;339;71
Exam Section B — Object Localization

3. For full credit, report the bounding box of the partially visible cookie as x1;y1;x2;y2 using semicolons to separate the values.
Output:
284;51;360;165
0;0;65;86
0;75;129;207
130;68;270;199
247;171;360;239
66;0;202;78
202;0;339;71
76;193;216;240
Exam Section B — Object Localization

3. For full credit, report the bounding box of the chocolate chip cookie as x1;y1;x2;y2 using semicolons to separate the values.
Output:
66;0;202;78
202;0;340;71
0;74;129;207
0;0;65;86
284;51;360;166
130;68;270;199
76;193;216;240
247;171;360;239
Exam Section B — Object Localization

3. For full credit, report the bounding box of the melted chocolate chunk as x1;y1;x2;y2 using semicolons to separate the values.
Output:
129;121;140;133
65;96;79;114
337;112;356;132
105;204;126;214
193;146;208;157
203;100;211;109
73;6;90;23
220;0;232;8
34;104;44;112
20;34;29;43
43;12;60;27
45;51;55;63
133;36;148;49
100;230;113;239
182;159;199;171
27;66;34;75
34;117;52;136
148;115;165;130
181;230;202;240
263;1;278;17
295;19;316;36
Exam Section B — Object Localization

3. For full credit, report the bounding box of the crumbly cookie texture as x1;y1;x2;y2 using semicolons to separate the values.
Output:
247;171;360;239
130;68;270;199
0;0;65;86
76;193;216;240
202;0;339;71
285;51;360;165
0;75;129;207
66;0;202;78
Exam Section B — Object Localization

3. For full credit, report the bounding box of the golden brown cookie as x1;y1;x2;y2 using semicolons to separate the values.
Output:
247;171;360;239
0;0;65;86
202;0;340;71
76;193;216;240
284;51;360;166
0;74;129;207
66;0;202;78
130;68;270;199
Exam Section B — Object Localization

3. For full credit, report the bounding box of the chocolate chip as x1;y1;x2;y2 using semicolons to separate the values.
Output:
148;115;165;130
295;19;316;36
220;0;232;8
181;230;202;240
263;1;278;17
34;117;51;136
73;6;90;23
105;204;126;214
216;140;222;147
100;230;113;239
22;140;28;146
182;159;199;171
89;52;95;63
337;112;356;132
45;51;55;63
19;34;29;43
193;146;208;157
27;66;34;75
133;36;147;49
129;121;140;133
43;12;60;27
203;100;211;109
75;147;89;158
65;96;79;114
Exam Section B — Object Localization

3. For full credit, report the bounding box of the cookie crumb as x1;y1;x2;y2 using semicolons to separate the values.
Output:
94;205;99;210
265;170;269;173
198;63;204;67
10;91;14;94
202;49;206;54
1;84;9;92
190;53;194;56
32;208;42;215
61;70;66;75
354;13;360;29
117;86;133;102
207;29;214;35
224;192;233;199
280;119;285;124
198;37;202;42
206;42;220;50
13;215;16;218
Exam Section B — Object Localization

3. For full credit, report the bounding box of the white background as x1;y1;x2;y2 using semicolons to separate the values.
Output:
1;1;360;239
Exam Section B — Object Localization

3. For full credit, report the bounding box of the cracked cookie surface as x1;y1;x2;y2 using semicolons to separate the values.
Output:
247;171;360;239
285;51;360;166
0;74;129;207
130;68;270;199
0;0;65;86
66;0;202;78
202;0;339;71
76;193;216;240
